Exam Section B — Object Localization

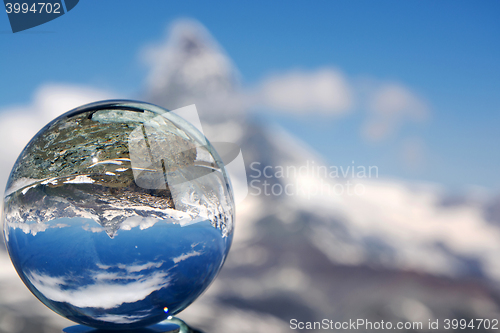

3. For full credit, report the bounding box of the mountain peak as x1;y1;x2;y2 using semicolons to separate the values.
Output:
145;20;243;123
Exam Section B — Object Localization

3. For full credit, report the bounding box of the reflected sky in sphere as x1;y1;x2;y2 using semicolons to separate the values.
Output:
6;217;227;328
2;100;234;329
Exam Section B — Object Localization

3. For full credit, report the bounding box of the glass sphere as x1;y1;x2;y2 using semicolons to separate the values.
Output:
2;100;234;329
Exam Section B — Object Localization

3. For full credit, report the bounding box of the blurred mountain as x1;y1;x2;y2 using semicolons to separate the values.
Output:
144;19;500;333
1;19;500;333
179;125;500;332
145;20;245;129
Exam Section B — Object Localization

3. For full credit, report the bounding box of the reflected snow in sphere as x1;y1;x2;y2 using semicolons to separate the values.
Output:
2;100;234;329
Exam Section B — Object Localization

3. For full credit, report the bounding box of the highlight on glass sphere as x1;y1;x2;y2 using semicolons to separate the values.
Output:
2;100;235;329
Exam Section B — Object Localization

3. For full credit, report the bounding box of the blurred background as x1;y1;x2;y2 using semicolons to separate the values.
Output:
1;1;500;332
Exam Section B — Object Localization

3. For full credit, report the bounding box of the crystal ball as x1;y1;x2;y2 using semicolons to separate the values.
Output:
2;100;234;329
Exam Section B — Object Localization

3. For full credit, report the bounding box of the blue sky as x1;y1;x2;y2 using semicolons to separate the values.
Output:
1;0;500;191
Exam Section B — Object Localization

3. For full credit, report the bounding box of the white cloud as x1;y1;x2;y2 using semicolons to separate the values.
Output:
0;84;113;196
173;250;202;264
119;216;160;231
6;221;69;237
118;261;164;273
255;68;353;114
27;270;170;309
362;83;429;141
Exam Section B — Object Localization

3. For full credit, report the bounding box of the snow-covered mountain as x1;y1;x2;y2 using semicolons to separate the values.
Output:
179;124;500;332
141;19;500;281
141;19;500;332
1;19;500;333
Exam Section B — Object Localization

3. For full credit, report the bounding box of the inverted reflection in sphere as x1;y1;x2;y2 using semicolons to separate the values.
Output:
2;100;234;329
